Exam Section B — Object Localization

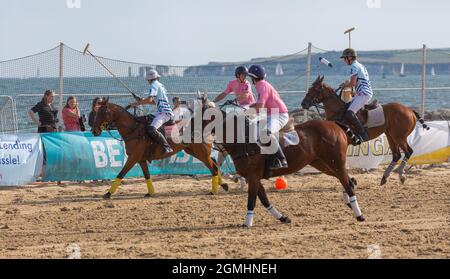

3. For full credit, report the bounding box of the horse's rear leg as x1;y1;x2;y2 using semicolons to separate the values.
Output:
185;145;228;195
381;135;402;186
138;161;155;197
104;156;139;199
397;143;414;185
256;181;291;224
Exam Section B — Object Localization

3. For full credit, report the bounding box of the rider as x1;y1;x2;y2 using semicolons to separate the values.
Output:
213;66;255;187
213;66;255;108
248;64;289;170
129;69;174;154
340;48;372;143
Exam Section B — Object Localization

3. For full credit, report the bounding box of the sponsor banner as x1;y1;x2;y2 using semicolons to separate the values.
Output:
41;131;222;181
0;134;43;186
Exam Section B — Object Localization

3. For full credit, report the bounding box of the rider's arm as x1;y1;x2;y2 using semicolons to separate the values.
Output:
344;75;357;87
213;91;228;103
130;96;155;107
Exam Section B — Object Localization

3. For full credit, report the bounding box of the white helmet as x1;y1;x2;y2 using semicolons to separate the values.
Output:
145;69;161;81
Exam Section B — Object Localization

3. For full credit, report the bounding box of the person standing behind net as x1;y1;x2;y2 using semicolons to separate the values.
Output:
129;69;174;154
62;96;81;132
28;90;58;133
88;97;103;130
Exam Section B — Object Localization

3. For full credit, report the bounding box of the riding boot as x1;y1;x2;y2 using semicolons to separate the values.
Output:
344;110;369;143
269;141;288;171
147;126;173;154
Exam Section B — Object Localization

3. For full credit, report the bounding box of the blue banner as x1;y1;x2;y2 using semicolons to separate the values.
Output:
41;131;235;181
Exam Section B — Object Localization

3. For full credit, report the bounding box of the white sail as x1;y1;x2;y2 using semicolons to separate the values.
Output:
431;66;436;76
275;63;284;76
400;63;405;77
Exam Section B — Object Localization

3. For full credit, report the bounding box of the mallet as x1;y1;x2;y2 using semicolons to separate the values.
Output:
83;43;141;101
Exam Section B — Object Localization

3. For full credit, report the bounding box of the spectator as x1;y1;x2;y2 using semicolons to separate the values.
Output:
88;97;102;129
28;90;58;133
62;96;81;132
172;97;190;127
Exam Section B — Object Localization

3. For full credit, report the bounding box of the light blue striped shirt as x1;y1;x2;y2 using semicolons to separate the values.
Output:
350;61;373;97
148;80;174;116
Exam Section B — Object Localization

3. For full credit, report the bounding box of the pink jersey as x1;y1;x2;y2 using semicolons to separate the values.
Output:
255;80;288;115
223;79;255;106
62;107;81;132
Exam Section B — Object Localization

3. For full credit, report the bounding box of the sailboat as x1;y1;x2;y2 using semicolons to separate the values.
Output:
399;63;405;77
431;66;436;76
381;65;386;79
275;63;284;76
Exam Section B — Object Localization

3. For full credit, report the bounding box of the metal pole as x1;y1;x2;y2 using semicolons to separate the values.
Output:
304;42;312;121
58;42;64;131
421;44;426;118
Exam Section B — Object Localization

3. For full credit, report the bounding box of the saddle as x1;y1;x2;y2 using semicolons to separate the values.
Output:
342;99;384;127
136;115;175;138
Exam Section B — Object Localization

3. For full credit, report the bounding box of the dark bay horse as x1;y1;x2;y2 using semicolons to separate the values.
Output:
195;100;366;227
301;75;428;186
91;98;228;198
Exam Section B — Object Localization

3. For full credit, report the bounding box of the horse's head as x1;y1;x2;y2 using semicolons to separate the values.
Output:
92;97;113;136
301;75;329;109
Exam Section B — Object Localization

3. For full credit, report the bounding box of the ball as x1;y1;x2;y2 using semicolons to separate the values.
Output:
275;176;287;190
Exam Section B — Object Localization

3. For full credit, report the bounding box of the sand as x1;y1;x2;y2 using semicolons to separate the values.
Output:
0;164;449;259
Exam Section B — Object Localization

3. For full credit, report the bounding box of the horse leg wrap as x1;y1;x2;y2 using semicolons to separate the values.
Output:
109;178;122;194
397;158;408;176
211;176;219;195
217;170;223;186
267;205;283;220
383;161;396;179
243;210;254;227
342;191;350;204
349;196;362;218
146;178;155;195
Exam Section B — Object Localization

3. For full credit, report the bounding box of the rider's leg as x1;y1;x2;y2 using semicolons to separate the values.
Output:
262;113;289;170
148;112;173;153
346;94;371;142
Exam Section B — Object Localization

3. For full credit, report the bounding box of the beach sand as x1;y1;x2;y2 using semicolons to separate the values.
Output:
0;164;449;259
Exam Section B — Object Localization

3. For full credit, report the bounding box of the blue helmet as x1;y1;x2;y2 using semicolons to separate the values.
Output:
248;64;266;80
235;66;248;78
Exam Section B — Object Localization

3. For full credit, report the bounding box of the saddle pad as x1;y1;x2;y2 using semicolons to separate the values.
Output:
281;130;300;148
364;105;385;128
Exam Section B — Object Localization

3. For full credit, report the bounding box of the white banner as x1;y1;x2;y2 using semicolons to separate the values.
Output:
0;134;43;186
347;121;450;169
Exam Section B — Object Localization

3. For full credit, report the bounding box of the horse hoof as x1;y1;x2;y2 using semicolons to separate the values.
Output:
103;192;112;200
239;224;251;228
144;193;152;198
279;216;291;224
209;192;217;196
400;176;406;185
220;183;229;192
356;215;365;222
380;176;387;186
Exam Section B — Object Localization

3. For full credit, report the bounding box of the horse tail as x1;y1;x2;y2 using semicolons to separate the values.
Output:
413;110;430;130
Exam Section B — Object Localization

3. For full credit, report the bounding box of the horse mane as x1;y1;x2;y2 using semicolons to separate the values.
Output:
107;102;143;123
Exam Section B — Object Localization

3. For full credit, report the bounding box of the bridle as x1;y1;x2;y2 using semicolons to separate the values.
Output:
96;104;143;142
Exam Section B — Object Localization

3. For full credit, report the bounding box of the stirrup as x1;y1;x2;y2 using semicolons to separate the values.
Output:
269;158;288;170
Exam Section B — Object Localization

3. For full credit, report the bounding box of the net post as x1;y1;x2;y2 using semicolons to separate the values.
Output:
58;42;64;131
421;44;426;118
304;42;312;121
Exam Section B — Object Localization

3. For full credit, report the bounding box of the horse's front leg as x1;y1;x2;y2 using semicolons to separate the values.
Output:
103;155;139;199
139;161;155;197
242;175;259;227
257;181;291;224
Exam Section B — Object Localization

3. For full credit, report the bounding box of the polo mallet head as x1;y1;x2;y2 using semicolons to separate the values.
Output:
83;43;91;56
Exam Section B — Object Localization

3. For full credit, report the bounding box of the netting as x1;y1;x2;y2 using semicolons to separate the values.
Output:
0;95;17;134
1;43;449;133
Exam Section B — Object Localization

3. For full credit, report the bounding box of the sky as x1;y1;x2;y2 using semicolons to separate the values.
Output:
1;0;450;65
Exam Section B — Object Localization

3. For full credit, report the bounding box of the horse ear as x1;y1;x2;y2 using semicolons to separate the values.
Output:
104;97;109;104
314;75;321;83
204;91;208;100
319;75;325;83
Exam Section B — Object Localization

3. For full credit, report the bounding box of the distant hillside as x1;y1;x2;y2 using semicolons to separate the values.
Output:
184;48;450;77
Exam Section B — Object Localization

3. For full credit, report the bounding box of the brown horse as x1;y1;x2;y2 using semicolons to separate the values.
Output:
91;98;228;198
194;99;365;227
301;75;429;186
